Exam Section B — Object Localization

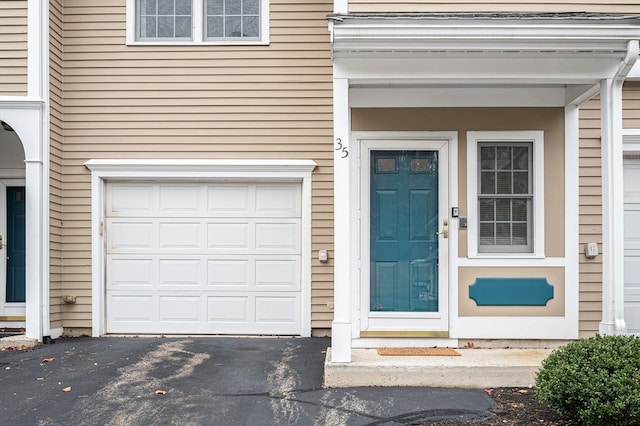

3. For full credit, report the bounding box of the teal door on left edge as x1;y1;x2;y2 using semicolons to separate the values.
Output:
6;186;26;303
371;151;439;312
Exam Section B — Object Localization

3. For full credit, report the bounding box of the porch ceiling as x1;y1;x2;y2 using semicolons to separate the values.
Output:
328;12;640;90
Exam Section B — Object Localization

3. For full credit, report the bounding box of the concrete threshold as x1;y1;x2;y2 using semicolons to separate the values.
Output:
324;347;552;388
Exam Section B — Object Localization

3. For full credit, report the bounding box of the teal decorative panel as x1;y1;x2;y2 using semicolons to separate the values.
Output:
468;277;554;306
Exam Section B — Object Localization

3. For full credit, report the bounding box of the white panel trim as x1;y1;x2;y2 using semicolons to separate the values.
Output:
86;160;316;337
467;131;545;259
350;87;567;108
564;105;581;339
331;77;352;362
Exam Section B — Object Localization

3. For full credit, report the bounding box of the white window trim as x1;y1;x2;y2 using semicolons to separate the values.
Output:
126;0;270;46
467;131;545;259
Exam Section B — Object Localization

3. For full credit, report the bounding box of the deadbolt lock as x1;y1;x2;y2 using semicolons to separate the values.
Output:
436;219;449;239
0;235;3;249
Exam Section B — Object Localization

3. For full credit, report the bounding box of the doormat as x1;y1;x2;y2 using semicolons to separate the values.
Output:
377;347;461;356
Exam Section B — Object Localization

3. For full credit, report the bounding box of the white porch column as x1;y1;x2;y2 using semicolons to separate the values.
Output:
25;0;50;340
24;159;44;340
331;77;352;362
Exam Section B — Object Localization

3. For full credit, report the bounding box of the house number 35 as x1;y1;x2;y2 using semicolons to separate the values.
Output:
335;138;349;158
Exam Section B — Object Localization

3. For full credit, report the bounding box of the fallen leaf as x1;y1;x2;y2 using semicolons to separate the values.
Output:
154;390;167;395
42;358;54;363
62;387;71;392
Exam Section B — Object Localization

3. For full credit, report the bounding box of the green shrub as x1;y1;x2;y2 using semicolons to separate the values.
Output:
535;334;640;425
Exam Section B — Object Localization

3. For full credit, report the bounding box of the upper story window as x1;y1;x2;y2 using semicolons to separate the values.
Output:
467;131;545;258
128;0;269;45
139;0;193;40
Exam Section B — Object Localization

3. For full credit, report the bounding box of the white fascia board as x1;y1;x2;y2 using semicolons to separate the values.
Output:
84;159;317;177
330;20;640;54
335;57;619;84
350;87;567;107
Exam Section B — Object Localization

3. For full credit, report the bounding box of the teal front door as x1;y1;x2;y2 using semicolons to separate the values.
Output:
370;151;439;312
6;186;26;303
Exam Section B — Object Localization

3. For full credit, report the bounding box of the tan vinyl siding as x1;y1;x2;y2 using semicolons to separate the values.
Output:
348;0;640;13
0;1;28;96
579;97;602;338
49;0;64;330
61;0;334;330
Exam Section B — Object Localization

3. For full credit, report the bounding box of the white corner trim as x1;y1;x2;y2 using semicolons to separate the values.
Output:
466;130;545;259
334;0;347;14
87;158;316;337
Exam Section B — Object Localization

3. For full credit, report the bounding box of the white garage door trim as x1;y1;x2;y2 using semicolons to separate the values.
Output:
85;159;317;337
624;131;640;334
624;157;640;333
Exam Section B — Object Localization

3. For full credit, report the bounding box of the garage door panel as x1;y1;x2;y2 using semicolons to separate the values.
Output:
159;296;201;322
159;259;201;287
208;185;250;213
207;259;250;287
255;185;301;216
255;296;299;323
109;258;155;287
108;221;154;251
108;185;154;215
255;222;300;251
208;296;249;322
159;222;204;249
159;185;203;213
208;223;250;249
109;295;155;322
255;259;300;290
106;181;303;335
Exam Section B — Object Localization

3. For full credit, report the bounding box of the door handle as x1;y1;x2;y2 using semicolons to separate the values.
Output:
0;234;3;249
435;219;449;239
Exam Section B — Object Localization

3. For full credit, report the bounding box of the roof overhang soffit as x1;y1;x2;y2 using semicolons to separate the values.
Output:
328;14;640;87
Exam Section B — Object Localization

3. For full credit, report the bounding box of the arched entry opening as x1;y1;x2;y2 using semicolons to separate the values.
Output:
0;100;48;342
0;120;26;327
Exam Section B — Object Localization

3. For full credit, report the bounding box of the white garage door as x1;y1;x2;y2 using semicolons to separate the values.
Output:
105;182;303;335
624;159;640;334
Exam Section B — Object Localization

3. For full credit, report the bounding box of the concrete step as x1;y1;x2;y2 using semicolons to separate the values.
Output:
324;347;552;388
0;335;38;350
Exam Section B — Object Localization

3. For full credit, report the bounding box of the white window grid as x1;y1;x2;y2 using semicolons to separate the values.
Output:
127;0;270;45
477;142;533;253
467;131;545;258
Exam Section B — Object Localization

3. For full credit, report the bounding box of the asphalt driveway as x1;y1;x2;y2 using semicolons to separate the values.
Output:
0;337;494;425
